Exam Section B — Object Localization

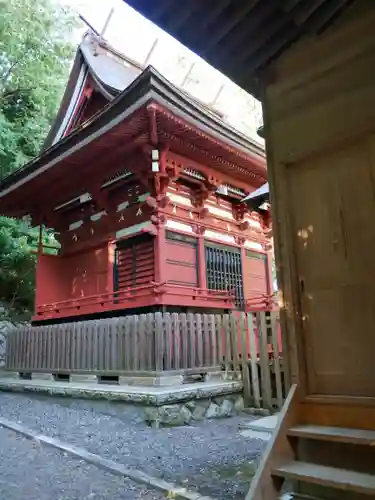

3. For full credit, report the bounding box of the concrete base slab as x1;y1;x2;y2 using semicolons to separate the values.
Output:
119;375;184;387
241;414;279;433
239;414;279;441
0;376;242;406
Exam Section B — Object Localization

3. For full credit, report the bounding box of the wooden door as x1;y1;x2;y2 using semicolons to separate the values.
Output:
288;137;375;397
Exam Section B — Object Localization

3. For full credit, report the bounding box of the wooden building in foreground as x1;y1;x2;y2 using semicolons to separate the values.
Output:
125;0;375;498
0;32;271;324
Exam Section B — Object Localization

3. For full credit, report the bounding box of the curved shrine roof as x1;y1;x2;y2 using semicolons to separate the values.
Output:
0;67;266;217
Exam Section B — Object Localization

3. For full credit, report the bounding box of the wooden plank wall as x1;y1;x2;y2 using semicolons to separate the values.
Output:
263;0;375;398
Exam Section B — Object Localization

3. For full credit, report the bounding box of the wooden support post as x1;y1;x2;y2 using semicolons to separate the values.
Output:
154;224;166;284
197;233;206;289
107;240;115;296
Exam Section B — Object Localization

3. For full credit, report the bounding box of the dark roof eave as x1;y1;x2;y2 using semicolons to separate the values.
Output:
124;1;356;97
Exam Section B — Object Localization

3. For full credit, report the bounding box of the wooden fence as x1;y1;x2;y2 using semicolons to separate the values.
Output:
5;311;287;410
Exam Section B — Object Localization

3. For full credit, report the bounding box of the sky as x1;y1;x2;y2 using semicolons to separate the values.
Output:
60;0;264;144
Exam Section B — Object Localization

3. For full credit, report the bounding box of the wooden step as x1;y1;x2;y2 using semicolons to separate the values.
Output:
288;425;375;445
272;461;375;495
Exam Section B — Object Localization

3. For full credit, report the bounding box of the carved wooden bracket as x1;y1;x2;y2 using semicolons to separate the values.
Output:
151;213;166;226
238;220;250;232
232;202;248;222
193;224;206;235
234;235;246;246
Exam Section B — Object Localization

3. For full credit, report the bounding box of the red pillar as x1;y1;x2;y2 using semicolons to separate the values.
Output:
107;240;115;296
197;234;206;289
154;224;166;284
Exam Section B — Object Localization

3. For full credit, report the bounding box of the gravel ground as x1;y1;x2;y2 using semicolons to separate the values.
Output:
0;392;265;500
0;425;164;500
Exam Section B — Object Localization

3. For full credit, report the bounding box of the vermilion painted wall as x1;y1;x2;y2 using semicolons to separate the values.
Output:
164;237;198;287
35;245;109;310
242;251;269;300
63;245;109;299
35;254;69;307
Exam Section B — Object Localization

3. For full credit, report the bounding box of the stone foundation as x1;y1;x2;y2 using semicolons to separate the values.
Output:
0;373;245;427
143;393;245;427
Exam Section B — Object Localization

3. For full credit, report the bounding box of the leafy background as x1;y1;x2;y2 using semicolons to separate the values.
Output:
0;0;76;318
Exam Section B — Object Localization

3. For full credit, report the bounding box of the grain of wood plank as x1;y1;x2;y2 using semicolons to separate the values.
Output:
155;313;164;372
230;314;239;374
248;313;261;408
196;314;203;367
181;314;188;369
51;324;58;371
215;315;223;369
187;313;195;368
138;314;147;370
258;312;273;409
209;315;217;367
163;313;172;370
111;319;119;371
272;461;375;495
172;313;180;370
124;317;131;371
270;312;283;408
202;314;210;367
240;313;251;407
56;324;63;371
132;315;139;371
222;314;231;373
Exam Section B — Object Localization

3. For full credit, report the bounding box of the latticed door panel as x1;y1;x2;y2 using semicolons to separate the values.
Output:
205;242;244;309
114;234;154;292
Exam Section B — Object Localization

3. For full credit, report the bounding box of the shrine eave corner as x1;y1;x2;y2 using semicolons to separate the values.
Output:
0;66;266;217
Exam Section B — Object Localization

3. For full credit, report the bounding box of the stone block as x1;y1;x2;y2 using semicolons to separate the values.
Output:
191;404;207;421
234;396;245;413
33;373;54;381
70;374;97;383
185;400;196;412
156;375;184;387
159;404;191;426
218;399;234;417
206;402;220;419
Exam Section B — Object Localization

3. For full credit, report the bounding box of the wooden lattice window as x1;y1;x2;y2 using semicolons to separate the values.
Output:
205;241;244;309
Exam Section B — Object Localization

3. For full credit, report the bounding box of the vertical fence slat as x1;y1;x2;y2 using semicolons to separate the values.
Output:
146;313;154;370
97;321;105;372
163;313;172;371
187;313;195;369
240;313;251;407
208;314;217;367
124;317;131;371
202;314;210;367
230;314;239;374
248;313;261;408
172;313;180;370
138;314;147;370
222;314;231;373
258;312;273;409
132;316;139;371
271;312;283;409
181;313;188;369
215;315;222;369
195;314;203;368
155;313;164;372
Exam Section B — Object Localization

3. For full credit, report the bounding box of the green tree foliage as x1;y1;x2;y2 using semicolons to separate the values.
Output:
0;0;76;316
0;217;58;313
0;0;76;176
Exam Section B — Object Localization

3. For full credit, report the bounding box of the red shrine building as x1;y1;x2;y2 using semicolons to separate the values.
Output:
0;32;271;324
